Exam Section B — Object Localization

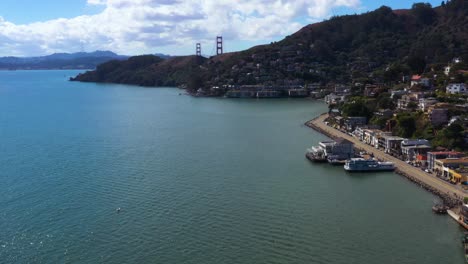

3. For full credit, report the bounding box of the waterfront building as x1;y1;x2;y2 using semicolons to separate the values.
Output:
363;129;386;147
256;90;281;98
324;93;346;104
317;138;354;161
353;127;366;141
401;139;430;148
448;169;468;184
400;139;431;165
428;151;464;171
344;117;367;132
327;137;354;160
401;145;432;164
379;135;405;156
434;157;468;179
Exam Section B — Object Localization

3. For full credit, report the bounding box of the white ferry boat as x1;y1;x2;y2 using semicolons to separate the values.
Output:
344;158;395;172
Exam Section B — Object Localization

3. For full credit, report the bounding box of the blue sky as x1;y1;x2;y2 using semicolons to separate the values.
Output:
0;0;443;57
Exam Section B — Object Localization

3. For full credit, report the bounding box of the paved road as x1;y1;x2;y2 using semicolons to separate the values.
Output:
309;113;466;199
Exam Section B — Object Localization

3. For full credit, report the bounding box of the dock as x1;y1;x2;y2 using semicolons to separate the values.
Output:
306;113;465;206
447;210;468;230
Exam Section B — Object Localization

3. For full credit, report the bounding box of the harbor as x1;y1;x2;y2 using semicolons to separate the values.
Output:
306;113;466;208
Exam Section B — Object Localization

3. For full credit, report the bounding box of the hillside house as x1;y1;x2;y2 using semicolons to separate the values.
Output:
374;109;394;118
410;75;422;87
418;98;438;112
446;83;467;94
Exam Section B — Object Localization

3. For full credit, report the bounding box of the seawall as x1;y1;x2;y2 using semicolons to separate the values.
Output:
305;113;464;208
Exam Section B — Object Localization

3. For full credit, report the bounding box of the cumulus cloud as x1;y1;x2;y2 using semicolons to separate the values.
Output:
0;0;360;56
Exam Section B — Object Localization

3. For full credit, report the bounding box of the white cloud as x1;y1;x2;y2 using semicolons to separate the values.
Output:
0;0;361;56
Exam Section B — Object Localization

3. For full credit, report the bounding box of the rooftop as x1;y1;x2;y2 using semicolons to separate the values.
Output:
428;151;463;155
335;137;353;145
436;157;468;164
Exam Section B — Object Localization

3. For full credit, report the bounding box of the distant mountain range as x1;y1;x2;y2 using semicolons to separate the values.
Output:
0;51;170;70
72;0;468;89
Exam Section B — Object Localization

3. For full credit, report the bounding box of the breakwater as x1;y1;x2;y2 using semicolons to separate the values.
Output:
305;113;464;208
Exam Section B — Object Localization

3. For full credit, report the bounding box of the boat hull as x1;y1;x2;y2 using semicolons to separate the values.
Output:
344;167;395;172
305;153;327;162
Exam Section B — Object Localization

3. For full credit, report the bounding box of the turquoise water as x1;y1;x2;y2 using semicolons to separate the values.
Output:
0;70;464;263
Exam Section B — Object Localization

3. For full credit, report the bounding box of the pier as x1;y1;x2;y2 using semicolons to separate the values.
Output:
306;113;465;207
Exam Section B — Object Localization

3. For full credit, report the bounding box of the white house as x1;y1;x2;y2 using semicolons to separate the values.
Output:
444;65;451;76
446;83;467;94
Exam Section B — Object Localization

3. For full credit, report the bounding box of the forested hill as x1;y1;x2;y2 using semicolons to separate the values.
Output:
72;0;468;89
0;51;128;70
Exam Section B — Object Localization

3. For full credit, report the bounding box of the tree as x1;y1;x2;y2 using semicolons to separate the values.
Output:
187;74;204;93
433;122;466;150
395;114;417;138
407;101;419;110
376;92;395;109
407;55;427;74
411;3;436;25
341;97;372;119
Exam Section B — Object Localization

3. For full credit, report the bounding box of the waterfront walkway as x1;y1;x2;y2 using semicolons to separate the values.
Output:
307;113;466;201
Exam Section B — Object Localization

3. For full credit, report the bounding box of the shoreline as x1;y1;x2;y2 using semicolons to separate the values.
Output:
305;113;464;208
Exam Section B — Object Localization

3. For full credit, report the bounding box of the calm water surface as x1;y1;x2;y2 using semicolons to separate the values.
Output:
0;70;465;263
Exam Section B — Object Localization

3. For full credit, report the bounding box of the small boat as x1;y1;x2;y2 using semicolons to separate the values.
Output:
432;204;448;214
327;157;346;165
305;146;327;162
462;232;468;263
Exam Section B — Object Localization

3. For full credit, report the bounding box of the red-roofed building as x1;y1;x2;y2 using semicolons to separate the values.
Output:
410;74;430;87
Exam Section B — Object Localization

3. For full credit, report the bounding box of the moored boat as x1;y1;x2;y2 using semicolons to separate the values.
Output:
344;158;395;172
306;146;327;162
463;232;468;263
432;204;448;214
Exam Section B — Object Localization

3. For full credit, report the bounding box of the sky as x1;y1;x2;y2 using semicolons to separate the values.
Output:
0;0;442;57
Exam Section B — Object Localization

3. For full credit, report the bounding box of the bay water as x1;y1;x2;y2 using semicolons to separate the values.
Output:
0;70;464;263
